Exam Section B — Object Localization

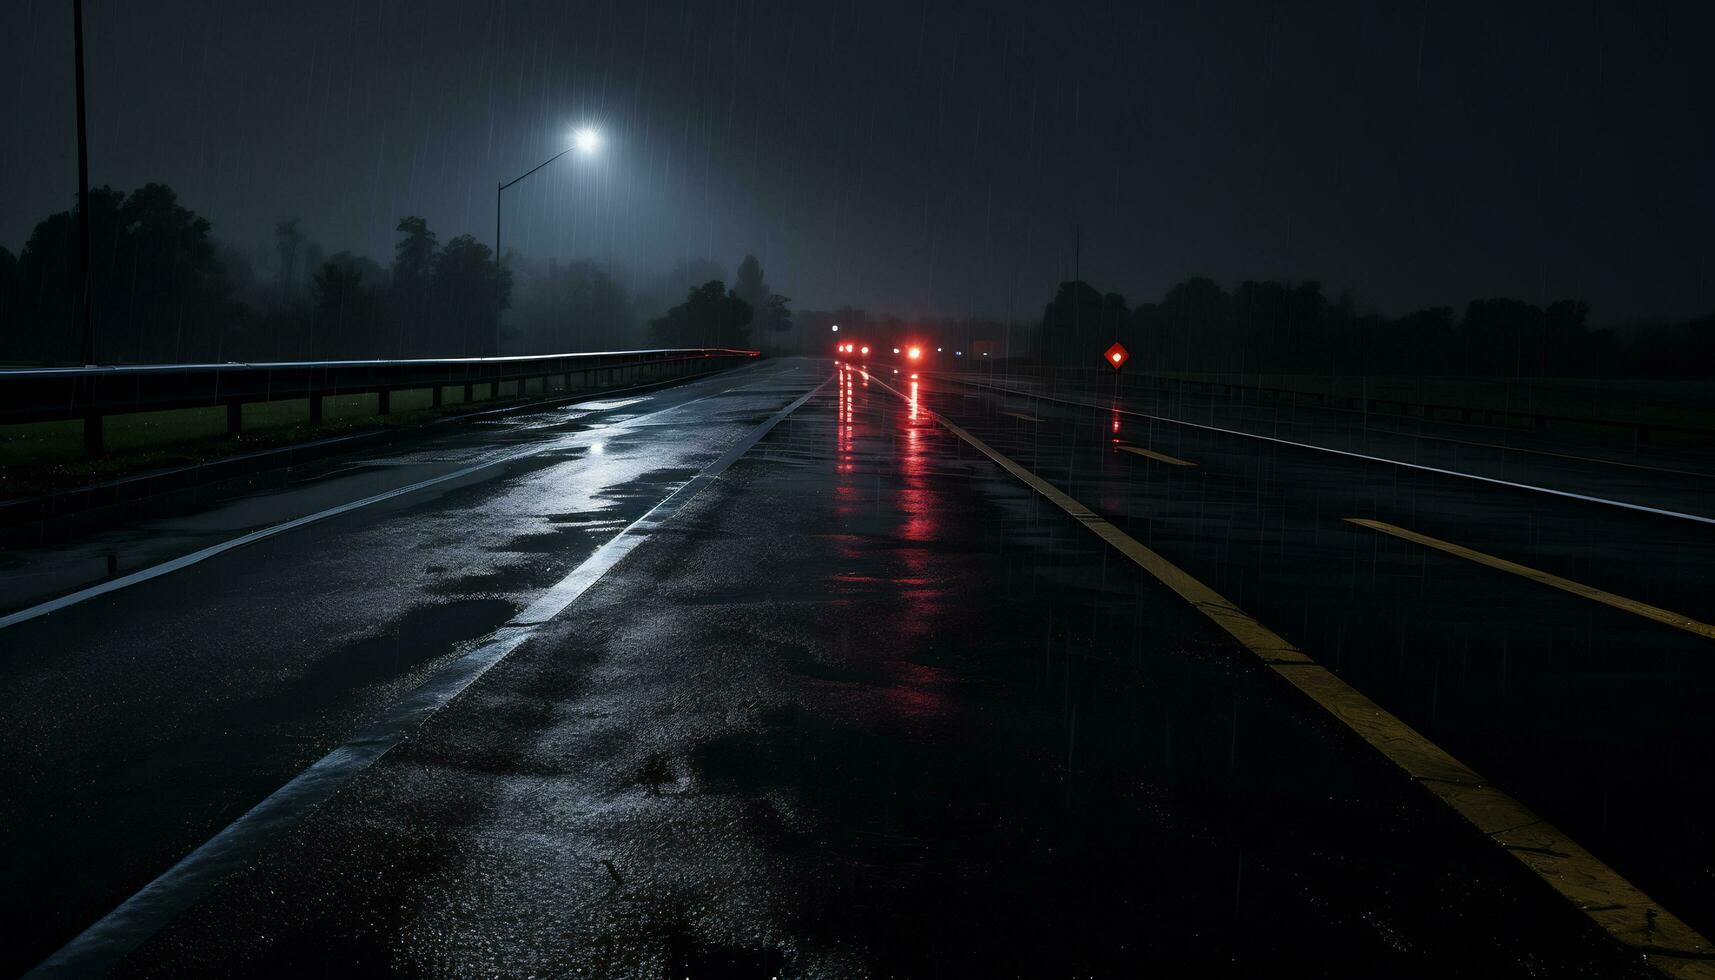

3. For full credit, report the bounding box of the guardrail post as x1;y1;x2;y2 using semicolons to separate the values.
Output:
377;389;391;415
431;385;443;408
309;391;323;423
464;382;474;404
226;400;242;436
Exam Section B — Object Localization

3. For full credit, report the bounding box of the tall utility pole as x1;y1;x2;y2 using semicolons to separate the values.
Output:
73;0;94;365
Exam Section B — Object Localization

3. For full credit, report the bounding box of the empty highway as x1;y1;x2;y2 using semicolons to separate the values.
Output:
3;357;1712;977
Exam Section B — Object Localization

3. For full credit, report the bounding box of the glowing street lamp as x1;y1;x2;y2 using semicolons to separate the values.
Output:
573;126;604;156
497;125;605;268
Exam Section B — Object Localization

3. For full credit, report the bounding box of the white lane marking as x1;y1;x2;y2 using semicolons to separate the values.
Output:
0;365;794;632
946;376;1715;528
29;374;830;978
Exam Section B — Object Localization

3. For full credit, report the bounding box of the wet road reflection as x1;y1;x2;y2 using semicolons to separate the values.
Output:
103;359;1659;978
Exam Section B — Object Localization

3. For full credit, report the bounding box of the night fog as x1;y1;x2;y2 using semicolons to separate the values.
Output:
8;4;1715;976
4;0;1712;342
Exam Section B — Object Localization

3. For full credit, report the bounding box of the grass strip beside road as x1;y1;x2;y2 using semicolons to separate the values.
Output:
0;389;460;499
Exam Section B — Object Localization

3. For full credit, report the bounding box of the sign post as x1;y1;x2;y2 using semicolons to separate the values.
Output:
1102;342;1129;432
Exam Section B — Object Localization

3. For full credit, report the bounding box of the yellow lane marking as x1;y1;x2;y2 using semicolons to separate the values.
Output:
872;378;1714;978
1000;411;1042;423
1117;445;1197;467
1347;518;1715;642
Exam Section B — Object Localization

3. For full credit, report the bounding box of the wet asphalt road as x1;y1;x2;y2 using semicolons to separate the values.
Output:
2;356;1710;976
0;359;822;975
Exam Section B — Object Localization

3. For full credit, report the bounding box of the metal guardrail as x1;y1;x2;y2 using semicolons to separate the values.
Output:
0;347;759;453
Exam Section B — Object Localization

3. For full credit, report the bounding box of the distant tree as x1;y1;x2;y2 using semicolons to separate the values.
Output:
1458;297;1543;375
274;218;305;293
311;252;390;357
6;183;237;363
428;235;511;355
1101;291;1130;339
505;257;635;353
1039;280;1113;365
392;217;437;286
733;254;769;312
0;246;20;360
760;294;792;333
651;279;753;348
390;216;438;349
214;242;260;301
1388;305;1456;373
1541;299;1593;374
639;258;727;323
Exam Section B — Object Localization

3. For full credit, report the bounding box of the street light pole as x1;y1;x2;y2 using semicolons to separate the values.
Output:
72;0;94;365
495;127;603;269
495;144;578;269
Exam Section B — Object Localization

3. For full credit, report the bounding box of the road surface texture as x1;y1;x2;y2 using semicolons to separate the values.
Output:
2;357;1710;977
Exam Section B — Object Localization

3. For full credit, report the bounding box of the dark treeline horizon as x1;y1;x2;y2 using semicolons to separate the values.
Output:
0;181;1711;380
0;183;781;365
1031;278;1715;380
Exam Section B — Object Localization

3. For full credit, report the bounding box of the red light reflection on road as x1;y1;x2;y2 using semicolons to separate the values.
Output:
825;367;952;720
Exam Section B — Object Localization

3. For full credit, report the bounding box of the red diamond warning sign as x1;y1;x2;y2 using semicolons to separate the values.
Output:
1103;341;1129;370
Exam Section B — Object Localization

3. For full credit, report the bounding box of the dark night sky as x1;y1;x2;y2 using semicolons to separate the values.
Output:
2;0;1712;321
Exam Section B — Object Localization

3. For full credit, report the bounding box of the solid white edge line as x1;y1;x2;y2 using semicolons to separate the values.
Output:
29;372;830;977
0;363;793;633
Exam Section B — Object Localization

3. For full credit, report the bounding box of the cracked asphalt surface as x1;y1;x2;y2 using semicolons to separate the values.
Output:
4;357;1710;976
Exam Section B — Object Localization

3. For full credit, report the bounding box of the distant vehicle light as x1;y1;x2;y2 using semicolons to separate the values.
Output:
831;324;839;332
955;351;963;356
910;373;918;379
892;347;900;355
860;345;869;355
936;347;943;352
907;346;922;360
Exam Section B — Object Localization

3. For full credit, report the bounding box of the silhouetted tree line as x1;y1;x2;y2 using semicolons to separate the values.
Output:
0;184;790;364
1033;278;1715;379
645;253;789;350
